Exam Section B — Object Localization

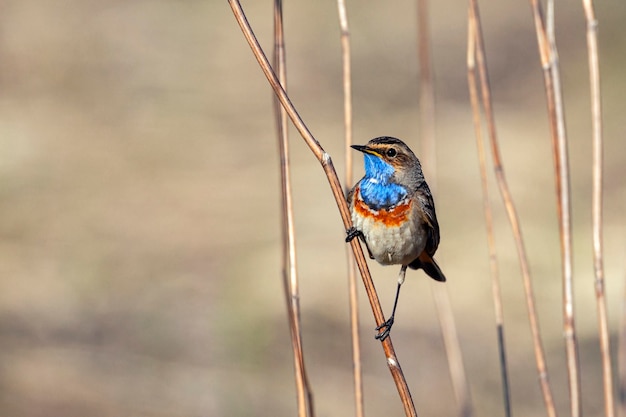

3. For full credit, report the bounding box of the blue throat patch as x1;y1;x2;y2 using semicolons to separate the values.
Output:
360;153;407;210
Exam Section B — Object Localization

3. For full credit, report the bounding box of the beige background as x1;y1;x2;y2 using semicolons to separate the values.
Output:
0;1;624;416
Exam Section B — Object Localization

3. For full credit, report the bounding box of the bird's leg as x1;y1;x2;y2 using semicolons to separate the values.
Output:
375;264;408;341
345;227;363;242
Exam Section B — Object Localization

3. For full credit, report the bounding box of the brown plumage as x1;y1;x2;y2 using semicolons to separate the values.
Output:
346;137;446;340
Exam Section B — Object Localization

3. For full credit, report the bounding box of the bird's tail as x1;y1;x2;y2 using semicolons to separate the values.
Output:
408;252;446;282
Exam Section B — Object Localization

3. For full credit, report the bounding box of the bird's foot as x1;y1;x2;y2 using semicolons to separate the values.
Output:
345;227;363;243
374;316;395;341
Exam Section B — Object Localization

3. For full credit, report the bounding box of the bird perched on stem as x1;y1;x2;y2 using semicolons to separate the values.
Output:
346;136;446;341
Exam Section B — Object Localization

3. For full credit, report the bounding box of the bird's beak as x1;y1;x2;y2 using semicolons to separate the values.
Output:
351;144;381;157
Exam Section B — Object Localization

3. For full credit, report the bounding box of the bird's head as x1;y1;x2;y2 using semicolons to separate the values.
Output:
352;136;424;187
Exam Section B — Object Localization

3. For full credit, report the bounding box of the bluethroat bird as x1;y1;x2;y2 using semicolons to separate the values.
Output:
346;136;446;341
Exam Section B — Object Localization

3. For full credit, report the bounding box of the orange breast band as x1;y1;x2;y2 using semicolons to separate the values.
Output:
355;197;412;227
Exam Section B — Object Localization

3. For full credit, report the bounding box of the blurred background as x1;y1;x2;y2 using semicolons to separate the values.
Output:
0;0;624;416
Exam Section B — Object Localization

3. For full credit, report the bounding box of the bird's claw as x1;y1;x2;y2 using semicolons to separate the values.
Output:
375;317;395;341
345;227;363;243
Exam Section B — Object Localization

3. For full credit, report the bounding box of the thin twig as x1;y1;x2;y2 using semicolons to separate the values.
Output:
581;1;614;416
336;1;365;416
416;2;473;416
272;2;314;416
467;2;557;416
536;2;582;415
466;12;511;417
228;1;418;415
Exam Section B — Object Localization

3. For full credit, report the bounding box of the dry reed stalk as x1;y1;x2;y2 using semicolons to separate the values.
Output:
416;0;435;167
533;1;582;414
581;1;615;416
617;274;626;417
432;287;474;417
466;12;511;417
228;1;418;415
467;2;557;416
272;2;314;416
336;1;365;416
416;2;473;416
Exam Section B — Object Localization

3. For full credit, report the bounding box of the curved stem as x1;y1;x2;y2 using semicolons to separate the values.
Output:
228;1;417;415
467;2;557;416
272;1;314;416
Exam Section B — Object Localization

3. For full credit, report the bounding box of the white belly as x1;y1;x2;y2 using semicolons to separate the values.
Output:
352;210;426;266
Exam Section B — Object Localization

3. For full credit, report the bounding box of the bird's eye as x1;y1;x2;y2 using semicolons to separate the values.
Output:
386;148;397;158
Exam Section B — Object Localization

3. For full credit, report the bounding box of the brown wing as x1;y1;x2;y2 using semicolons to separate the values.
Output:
415;182;440;256
409;183;445;281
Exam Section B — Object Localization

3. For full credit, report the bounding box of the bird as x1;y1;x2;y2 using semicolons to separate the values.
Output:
346;136;446;341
